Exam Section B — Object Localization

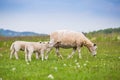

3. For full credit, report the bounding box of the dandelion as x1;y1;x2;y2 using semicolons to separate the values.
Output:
0;54;3;57
118;57;120;59
77;64;80;68
95;65;98;67
83;63;87;66
103;63;106;66
12;67;16;71
63;64;67;67
48;74;54;79
54;67;57;71
74;59;77;62
86;60;89;63
0;78;2;80
76;62;79;65
26;62;30;65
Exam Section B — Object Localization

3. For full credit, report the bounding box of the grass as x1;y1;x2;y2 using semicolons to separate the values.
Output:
0;34;120;80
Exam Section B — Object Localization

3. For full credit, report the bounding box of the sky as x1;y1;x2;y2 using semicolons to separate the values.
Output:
0;0;120;34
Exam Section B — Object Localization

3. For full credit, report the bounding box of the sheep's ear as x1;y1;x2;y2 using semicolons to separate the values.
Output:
39;42;42;43
94;43;96;46
56;41;61;44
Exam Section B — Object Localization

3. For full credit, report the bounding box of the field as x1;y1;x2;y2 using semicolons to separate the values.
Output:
0;33;120;80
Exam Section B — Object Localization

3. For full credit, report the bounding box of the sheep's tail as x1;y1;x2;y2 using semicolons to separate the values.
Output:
10;43;14;51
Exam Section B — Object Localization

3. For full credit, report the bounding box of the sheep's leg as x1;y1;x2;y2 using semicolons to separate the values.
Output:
10;49;15;59
45;47;52;60
56;47;63;59
67;47;76;59
41;50;44;61
14;51;19;59
77;47;82;59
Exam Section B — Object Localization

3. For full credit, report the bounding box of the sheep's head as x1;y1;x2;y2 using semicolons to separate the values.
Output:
89;43;97;56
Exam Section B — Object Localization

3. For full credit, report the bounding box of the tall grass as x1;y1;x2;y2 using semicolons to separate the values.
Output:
0;34;120;80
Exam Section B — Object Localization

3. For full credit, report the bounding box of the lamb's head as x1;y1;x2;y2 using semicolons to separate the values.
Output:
89;43;97;56
43;41;53;48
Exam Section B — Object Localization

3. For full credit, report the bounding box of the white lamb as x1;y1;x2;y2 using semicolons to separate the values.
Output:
10;41;40;59
25;41;51;62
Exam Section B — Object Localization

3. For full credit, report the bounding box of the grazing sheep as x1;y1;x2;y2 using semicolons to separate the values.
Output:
25;41;51;62
46;30;97;59
10;41;40;60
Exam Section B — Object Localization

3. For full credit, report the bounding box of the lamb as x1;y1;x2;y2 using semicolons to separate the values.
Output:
45;30;97;59
25;41;51;62
10;41;40;60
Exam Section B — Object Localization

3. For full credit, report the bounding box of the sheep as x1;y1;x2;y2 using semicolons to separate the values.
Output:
25;41;51;62
10;41;40;60
45;30;97;59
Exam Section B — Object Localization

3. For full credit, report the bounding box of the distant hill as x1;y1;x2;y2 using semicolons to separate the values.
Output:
89;27;120;34
0;29;48;37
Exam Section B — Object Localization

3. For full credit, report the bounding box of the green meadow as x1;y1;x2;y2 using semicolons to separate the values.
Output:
0;33;120;80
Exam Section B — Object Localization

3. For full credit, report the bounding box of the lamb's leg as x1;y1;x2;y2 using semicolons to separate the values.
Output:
41;50;44;61
14;51;19;59
36;52;39;59
45;47;52;60
25;51;28;62
10;49;15;59
56;47;63;59
28;52;32;62
67;47;76;59
77;47;82;59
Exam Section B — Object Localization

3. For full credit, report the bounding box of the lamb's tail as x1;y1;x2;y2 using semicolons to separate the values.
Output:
10;43;14;51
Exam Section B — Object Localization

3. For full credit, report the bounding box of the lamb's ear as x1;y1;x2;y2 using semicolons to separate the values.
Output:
94;43;96;46
39;42;42;43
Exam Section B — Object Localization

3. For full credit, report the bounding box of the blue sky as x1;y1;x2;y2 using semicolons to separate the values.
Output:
0;0;120;34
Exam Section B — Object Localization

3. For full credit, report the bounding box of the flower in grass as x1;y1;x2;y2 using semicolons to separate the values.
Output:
74;59;77;62
12;67;16;71
0;77;2;80
26;62;30;65
54;67;57;71
63;64;67;67
86;60;89;63
76;63;80;68
0;54;3;57
48;74;54;79
118;57;120;59
76;62;79;65
77;64;80;68
83;63;87;66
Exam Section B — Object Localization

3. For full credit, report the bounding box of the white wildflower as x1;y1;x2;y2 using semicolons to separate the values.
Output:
27;62;30;65
86;60;89;63
74;59;77;62
76;62;79;65
0;54;3;57
63;64;67;67
83;63;87;66
48;74;54;79
0;78;2;80
103;63;106;66
54;67;57;71
118;57;120;59
12;67;16;71
77;64;80;68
